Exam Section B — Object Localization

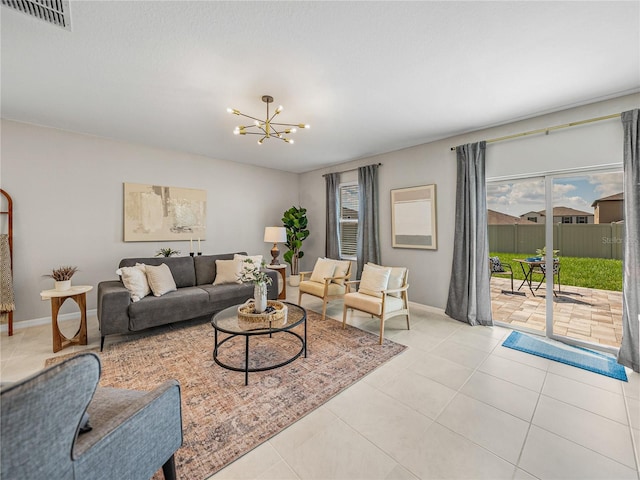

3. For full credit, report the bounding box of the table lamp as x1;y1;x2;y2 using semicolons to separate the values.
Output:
264;227;287;265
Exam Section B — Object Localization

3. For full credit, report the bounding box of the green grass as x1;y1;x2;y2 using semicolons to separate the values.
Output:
490;252;623;292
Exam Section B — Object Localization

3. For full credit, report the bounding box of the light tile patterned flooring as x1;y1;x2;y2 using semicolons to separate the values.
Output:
1;286;638;479
490;277;624;348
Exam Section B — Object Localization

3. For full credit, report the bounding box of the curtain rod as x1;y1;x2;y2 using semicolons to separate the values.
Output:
322;162;382;177
450;113;621;151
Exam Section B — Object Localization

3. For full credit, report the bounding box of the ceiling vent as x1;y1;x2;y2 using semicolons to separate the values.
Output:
1;0;71;31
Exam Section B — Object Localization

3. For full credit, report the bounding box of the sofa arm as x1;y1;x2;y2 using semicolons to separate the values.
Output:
97;281;131;337
73;380;182;480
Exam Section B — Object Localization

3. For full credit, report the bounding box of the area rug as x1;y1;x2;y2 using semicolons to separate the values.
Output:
47;311;406;479
502;331;627;381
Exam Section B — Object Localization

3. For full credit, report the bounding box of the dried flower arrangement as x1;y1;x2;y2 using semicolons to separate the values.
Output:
44;265;78;281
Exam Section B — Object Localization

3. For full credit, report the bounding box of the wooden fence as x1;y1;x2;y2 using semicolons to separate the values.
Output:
488;224;624;259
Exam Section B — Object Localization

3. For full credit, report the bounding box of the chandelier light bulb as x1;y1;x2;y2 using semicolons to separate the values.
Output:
226;95;308;145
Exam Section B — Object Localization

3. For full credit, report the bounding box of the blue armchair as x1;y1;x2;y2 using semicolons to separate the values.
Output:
1;353;182;480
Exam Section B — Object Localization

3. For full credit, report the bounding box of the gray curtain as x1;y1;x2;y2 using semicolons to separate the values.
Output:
445;141;493;326
617;109;639;372
325;172;341;259
357;164;380;279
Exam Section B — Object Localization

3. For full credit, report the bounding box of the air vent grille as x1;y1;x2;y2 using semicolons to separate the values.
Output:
1;0;71;31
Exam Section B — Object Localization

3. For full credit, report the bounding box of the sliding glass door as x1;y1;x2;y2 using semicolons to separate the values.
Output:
488;168;623;352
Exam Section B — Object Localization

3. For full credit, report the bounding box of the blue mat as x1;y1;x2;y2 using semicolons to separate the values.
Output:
502;331;628;381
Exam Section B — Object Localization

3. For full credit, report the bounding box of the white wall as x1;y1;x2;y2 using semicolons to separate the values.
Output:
1;120;299;322
299;94;639;310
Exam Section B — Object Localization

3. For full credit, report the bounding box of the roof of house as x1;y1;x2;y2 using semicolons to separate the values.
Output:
519;207;593;218
591;192;624;207
488;210;536;225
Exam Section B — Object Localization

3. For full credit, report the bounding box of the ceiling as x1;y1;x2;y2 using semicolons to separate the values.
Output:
2;1;639;174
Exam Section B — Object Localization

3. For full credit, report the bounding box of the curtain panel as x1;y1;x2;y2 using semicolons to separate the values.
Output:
325;173;341;259
445;141;493;326
618;109;640;372
356;164;381;279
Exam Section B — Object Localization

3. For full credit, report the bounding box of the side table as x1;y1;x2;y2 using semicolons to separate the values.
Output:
40;285;93;353
266;264;287;300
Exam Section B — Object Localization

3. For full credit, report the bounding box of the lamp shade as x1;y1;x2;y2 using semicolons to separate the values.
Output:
264;227;287;243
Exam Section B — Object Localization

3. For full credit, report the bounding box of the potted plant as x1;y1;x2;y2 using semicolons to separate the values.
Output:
282;206;310;286
44;265;78;291
238;258;273;313
155;248;181;257
535;246;560;261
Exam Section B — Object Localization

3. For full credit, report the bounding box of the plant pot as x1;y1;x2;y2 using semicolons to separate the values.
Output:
54;280;71;291
288;274;300;287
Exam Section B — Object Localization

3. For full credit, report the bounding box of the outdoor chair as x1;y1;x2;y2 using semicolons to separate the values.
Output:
534;259;561;295
1;352;183;480
489;256;514;292
299;258;352;320
342;263;410;344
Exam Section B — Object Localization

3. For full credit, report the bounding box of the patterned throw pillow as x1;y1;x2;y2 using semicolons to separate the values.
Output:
489;256;503;273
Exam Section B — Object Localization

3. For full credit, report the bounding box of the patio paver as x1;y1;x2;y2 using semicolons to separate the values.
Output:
490;277;623;348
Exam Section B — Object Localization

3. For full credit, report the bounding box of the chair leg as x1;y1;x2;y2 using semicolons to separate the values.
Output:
379;318;384;345
298;290;303;305
342;305;348;329
406;311;411;331
510;274;514;293
162;455;177;480
322;299;328;321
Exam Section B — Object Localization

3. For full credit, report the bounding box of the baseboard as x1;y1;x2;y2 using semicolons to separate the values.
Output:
0;309;98;333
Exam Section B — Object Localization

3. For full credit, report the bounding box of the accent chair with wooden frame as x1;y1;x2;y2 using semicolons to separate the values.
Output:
298;258;352;321
342;264;410;344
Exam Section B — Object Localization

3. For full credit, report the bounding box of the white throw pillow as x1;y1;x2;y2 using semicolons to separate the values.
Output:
324;258;351;285
213;259;243;285
368;263;406;297
116;263;151;302
358;263;391;298
234;254;263;275
145;263;177;297
310;257;337;283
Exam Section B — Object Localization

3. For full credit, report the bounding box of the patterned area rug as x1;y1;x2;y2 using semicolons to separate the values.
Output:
47;310;406;479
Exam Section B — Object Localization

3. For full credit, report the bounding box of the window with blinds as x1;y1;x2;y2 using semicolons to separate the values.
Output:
339;183;359;259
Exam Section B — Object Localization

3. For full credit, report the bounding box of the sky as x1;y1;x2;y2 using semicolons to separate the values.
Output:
487;171;624;217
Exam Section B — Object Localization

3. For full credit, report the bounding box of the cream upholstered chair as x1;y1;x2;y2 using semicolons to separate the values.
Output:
298;258;352;321
342;263;410;344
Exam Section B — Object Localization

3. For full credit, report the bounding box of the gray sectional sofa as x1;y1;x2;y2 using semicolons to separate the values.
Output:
97;252;278;350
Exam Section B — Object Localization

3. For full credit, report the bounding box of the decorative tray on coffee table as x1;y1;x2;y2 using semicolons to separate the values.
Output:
237;300;287;329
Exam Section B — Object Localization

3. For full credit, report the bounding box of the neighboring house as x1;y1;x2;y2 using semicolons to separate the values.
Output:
488;209;536;225
591;192;624;223
519;207;594;224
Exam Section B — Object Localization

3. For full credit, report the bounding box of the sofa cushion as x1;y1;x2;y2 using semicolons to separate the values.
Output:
145;263;177;296
299;280;346;297
119;257;195;288
128;287;210;331
116;264;150;302
213;259;243;285
194;253;246;285
344;292;405;316
198;283;254;304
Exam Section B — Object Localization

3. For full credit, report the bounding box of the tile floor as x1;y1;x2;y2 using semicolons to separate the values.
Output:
1;286;639;480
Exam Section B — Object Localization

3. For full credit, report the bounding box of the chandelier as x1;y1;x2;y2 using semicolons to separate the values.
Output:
227;95;310;145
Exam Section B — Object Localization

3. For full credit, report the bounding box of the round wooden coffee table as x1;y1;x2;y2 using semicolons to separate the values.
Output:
211;302;307;385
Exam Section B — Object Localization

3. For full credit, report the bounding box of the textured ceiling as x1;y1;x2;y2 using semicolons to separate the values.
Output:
2;1;639;173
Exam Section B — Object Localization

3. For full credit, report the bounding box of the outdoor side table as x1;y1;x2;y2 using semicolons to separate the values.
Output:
40;285;92;353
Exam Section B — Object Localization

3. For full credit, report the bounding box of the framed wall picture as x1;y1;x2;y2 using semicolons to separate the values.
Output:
391;184;437;250
123;183;206;242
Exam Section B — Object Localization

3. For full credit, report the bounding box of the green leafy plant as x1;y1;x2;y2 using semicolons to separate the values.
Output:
238;258;273;286
282;206;310;275
44;265;78;281
535;246;560;258
155;248;181;257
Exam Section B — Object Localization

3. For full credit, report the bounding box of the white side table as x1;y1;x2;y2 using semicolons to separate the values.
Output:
266;264;287;300
40;285;93;353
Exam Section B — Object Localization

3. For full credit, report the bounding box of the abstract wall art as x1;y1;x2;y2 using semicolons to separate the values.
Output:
391;184;437;250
